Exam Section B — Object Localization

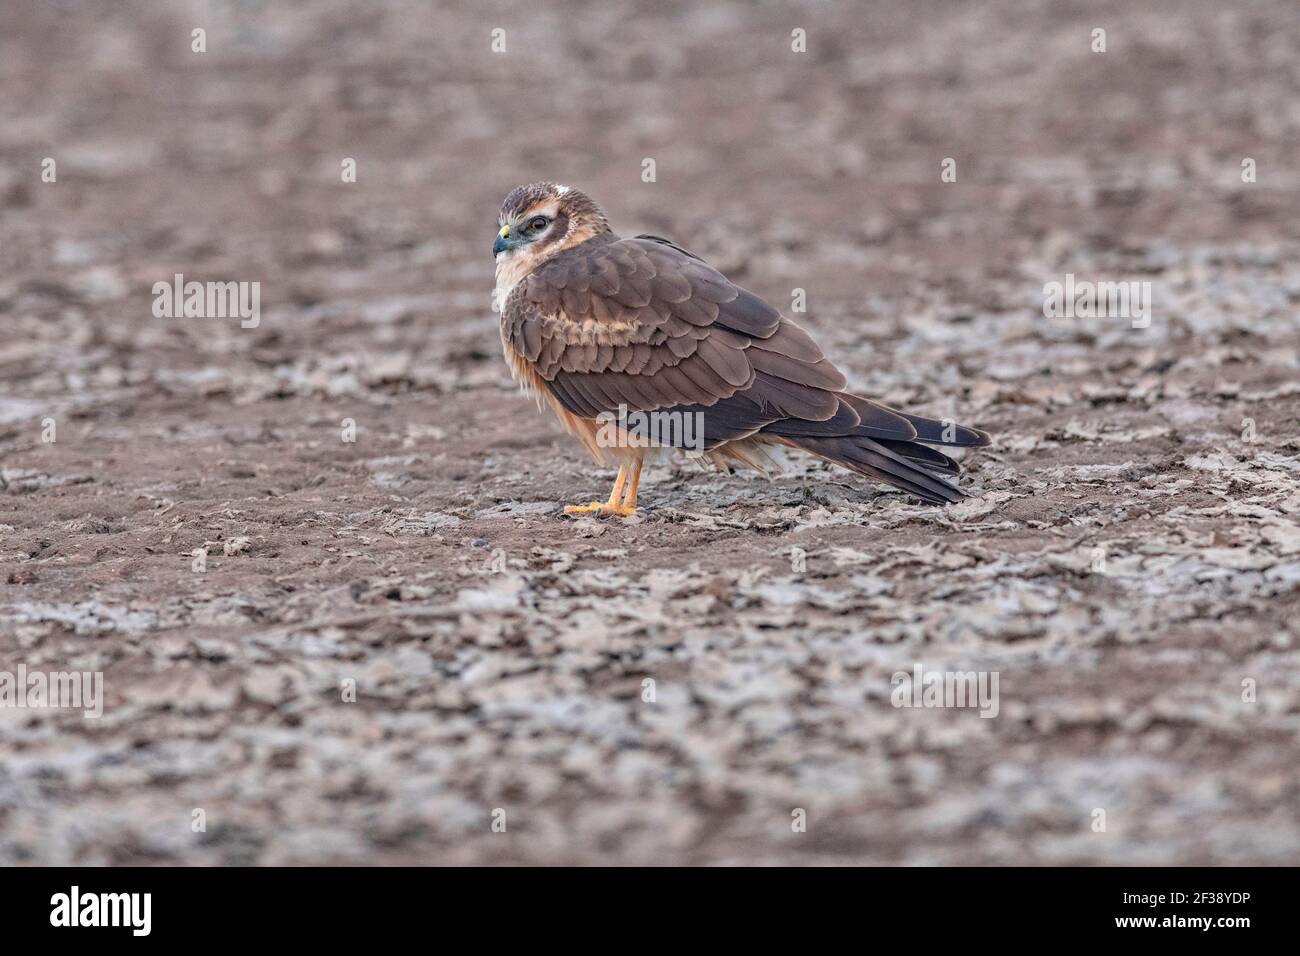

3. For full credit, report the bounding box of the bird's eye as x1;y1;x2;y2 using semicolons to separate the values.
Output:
528;216;549;232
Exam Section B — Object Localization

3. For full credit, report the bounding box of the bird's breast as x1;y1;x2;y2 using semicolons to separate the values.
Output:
493;256;532;307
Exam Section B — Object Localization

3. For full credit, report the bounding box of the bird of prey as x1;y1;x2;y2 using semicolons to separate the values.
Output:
493;182;990;516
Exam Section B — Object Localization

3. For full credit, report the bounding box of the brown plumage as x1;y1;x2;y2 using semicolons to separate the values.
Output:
493;182;990;515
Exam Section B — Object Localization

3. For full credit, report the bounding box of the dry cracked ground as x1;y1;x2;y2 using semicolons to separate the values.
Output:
1;1;1298;865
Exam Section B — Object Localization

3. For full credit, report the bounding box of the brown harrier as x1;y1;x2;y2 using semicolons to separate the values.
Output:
493;182;990;516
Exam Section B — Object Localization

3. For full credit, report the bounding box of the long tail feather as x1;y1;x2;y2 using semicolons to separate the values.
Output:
873;438;962;475
786;435;966;505
891;409;991;447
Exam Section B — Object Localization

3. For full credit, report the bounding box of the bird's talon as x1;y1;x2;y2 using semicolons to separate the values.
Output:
563;501;637;517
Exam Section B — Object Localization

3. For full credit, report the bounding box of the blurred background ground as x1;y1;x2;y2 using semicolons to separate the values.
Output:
1;0;1298;864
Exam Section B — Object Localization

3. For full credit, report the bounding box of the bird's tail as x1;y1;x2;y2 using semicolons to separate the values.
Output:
770;399;991;506
786;434;966;504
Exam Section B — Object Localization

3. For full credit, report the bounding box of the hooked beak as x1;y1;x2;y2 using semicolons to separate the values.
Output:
492;224;512;257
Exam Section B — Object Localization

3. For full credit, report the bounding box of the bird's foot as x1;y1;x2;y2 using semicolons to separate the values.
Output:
564;462;642;518
563;501;636;517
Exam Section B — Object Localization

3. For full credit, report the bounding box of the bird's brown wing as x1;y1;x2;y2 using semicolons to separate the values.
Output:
504;236;869;436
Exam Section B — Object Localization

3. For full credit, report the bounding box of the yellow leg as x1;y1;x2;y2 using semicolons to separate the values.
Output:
565;463;635;516
605;464;629;508
620;460;643;513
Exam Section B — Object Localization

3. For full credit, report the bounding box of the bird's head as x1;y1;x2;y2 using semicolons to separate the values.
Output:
492;182;610;269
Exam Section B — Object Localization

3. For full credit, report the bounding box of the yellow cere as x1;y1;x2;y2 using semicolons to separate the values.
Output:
498;224;511;238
